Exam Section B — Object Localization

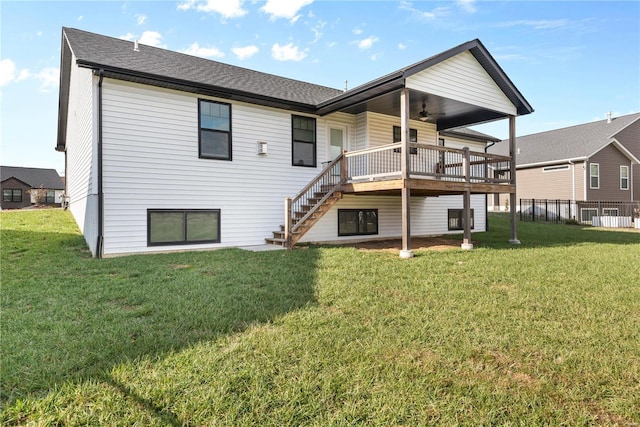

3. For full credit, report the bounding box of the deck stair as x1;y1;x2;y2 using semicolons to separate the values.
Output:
265;154;345;248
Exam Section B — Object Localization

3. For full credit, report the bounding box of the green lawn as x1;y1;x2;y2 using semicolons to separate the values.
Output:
2;209;639;426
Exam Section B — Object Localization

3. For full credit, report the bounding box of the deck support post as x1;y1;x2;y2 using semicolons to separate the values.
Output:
284;197;292;249
462;147;473;250
399;88;413;259
508;115;520;244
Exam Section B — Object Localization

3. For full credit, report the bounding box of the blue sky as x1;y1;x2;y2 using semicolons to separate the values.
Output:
1;0;639;174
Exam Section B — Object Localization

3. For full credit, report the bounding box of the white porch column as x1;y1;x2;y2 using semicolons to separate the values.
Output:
400;88;414;259
509;115;520;244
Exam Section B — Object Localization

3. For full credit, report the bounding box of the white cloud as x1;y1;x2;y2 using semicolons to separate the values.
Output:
232;45;259;60
498;19;569;30
398;43;407;50
136;14;147;25
353;27;363;35
311;20;326;43
456;0;476;13
35;67;59;91
260;0;313;22
178;0;247;19
182;42;225;58
271;43;307;61
357;36;378;50
0;59;30;87
0;59;18;86
399;1;450;20
77;15;83;21
119;32;136;41
120;31;165;48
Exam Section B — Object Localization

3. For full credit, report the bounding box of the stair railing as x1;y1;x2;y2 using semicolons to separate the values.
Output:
284;152;346;247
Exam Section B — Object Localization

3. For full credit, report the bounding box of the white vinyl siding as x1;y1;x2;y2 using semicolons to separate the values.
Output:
65;62;98;254
406;51;517;115
300;194;486;243
100;80;338;255
365;112;438;148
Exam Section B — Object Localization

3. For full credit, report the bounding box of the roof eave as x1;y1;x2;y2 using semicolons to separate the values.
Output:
517;157;588;169
80;63;320;115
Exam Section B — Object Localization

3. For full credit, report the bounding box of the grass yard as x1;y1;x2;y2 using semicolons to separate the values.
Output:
1;210;639;426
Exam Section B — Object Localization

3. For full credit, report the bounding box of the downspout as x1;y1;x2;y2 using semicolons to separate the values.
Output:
96;69;104;258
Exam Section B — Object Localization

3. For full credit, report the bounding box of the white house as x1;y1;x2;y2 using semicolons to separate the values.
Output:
56;28;533;258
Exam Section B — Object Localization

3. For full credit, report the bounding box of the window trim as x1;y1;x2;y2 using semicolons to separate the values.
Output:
447;209;475;231
620;165;629;190
292;115;317;167
590;163;600;189
3;189;22;202
147;209;221;246
198;99;232;161
338;209;379;236
580;208;598;224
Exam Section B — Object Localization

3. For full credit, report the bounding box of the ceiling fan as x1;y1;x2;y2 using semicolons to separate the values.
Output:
418;103;444;122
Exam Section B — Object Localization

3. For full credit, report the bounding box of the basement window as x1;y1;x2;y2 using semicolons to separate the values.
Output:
448;209;474;231
338;209;378;236
148;209;220;246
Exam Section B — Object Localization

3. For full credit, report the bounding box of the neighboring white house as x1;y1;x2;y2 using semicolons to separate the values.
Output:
56;28;533;258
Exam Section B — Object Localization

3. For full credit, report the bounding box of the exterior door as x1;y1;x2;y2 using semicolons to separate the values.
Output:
328;125;347;160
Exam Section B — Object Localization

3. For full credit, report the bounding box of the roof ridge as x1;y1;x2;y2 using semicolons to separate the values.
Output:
506;112;640;141
63;27;343;95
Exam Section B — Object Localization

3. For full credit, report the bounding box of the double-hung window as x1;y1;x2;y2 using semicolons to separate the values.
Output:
590;163;600;189
199;99;232;160
393;126;418;154
292;115;316;167
148;209;220;246
620;166;629;190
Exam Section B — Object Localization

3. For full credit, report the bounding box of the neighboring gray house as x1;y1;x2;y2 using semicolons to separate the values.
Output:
57;27;532;258
489;113;640;212
1;166;64;210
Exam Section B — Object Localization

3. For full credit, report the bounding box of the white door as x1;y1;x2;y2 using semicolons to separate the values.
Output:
328;125;347;160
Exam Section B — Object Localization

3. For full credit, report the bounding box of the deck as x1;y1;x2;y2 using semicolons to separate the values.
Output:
340;143;513;196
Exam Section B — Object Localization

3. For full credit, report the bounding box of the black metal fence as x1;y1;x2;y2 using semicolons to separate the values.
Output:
519;199;640;225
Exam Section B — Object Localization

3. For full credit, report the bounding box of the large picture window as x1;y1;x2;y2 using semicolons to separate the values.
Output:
338;209;378;236
448;209;474;231
590;163;599;189
3;189;22;202
292;115;316;167
148;209;220;246
620;166;629;190
199;99;231;160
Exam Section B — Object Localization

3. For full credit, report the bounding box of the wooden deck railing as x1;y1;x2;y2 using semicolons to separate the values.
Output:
344;143;512;184
284;153;345;247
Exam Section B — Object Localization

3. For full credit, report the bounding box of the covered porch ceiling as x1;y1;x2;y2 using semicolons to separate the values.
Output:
336;88;509;131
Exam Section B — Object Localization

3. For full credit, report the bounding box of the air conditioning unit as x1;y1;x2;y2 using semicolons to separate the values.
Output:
257;141;268;155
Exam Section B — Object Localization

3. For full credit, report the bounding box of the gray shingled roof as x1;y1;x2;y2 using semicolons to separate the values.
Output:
441;127;500;143
1;166;64;189
63;27;343;107
491;113;640;166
